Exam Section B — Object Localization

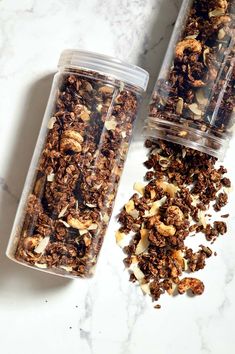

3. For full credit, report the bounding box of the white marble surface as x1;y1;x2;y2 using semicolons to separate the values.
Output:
1;1;235;353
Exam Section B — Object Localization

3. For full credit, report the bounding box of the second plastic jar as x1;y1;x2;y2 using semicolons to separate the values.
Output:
145;0;235;160
6;50;149;278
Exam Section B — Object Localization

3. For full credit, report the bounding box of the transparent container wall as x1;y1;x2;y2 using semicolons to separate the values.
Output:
7;57;148;278
145;0;235;159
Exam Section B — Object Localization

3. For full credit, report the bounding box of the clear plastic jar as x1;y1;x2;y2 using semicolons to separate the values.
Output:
6;50;149;278
145;0;235;160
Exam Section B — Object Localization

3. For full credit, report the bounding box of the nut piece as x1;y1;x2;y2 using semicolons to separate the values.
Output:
175;38;202;60
166;206;184;222
47;117;57;129
67;215;93;230
62;130;84;143
23;235;42;251
178;277;204;295
60;130;83;153
156;222;176;237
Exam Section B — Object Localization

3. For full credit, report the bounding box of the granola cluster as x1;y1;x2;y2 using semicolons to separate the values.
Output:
116;139;230;303
148;0;235;148
15;70;142;277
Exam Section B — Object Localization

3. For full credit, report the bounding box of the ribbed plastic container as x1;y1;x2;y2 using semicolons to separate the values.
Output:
6;50;149;278
145;0;235;160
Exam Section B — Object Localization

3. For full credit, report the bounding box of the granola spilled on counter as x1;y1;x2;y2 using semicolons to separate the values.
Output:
14;70;142;277
116;139;230;303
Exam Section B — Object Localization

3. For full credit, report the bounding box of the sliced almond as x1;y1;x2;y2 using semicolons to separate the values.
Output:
58;205;69;218
58;220;71;228
34;236;50;254
86;203;97;208
47;117;57;129
135;229;150;255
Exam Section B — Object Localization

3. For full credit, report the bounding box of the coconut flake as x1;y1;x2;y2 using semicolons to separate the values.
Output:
135;229;150;255
59;220;71;228
47;173;55;182
87;223;98;230
34;236;50;254
133;182;145;196
133;266;145;281
47;117;57;129
144;196;167;217
35;263;48;269
60;265;73;272
140;282;151;295
128;209;139;219
209;8;225;18
188;103;202;116
125;200;135;213
115;230;126;247
105;119;117;131
176;97;184;115
198;210;207;228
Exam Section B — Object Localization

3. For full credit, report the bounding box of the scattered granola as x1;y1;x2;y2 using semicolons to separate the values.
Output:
14;69;143;277
117;139;230;305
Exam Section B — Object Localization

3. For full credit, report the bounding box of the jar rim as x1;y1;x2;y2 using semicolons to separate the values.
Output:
58;49;149;91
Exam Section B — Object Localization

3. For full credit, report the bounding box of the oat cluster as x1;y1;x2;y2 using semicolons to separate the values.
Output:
116;139;230;302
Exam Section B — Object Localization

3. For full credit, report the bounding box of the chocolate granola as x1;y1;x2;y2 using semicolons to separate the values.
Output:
116;139;230;303
147;0;235;156
14;69;142;277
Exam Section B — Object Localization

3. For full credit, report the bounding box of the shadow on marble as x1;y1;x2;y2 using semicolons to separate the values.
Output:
132;0;182;142
0;74;71;291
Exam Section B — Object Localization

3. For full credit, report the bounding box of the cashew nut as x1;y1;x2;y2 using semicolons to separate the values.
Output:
156;222;176;237
60;129;83;153
175;39;202;60
178;277;204;295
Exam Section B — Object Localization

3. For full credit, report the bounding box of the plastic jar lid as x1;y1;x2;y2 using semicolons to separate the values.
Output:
58;49;149;91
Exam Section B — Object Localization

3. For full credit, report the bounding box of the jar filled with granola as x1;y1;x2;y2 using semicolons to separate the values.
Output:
7;50;149;278
145;0;235;160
